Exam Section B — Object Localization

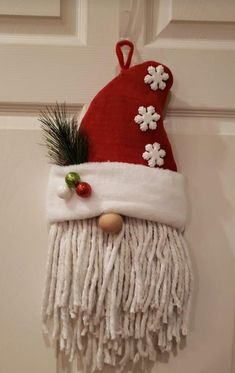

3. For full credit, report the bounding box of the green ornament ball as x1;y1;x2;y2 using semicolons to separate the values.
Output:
65;172;81;188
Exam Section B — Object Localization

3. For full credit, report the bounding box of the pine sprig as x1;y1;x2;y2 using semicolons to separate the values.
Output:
39;103;88;166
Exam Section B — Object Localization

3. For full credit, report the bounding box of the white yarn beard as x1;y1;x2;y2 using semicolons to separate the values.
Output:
42;217;193;371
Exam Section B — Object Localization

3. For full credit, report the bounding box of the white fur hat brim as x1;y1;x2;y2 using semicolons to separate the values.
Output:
47;162;188;231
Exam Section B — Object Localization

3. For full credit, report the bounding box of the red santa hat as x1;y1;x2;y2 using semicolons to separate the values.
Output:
47;40;187;231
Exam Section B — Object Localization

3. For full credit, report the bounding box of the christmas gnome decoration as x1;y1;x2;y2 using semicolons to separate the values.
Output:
40;40;193;371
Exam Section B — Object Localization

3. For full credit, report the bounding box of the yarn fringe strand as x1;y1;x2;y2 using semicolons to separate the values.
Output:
42;217;193;371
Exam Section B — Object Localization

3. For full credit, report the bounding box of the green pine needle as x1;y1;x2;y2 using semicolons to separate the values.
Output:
39;103;88;166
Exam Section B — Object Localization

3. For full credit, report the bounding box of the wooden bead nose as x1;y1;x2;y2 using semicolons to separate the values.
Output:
98;213;123;234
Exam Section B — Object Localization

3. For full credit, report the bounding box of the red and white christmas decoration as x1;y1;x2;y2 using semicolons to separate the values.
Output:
41;40;193;372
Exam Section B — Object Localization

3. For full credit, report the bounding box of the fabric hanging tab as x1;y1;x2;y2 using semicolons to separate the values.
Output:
116;39;134;70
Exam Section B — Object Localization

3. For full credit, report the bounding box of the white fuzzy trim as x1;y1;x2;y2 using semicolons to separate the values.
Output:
47;162;188;230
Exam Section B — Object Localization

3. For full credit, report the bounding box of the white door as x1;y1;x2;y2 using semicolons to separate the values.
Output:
0;1;235;372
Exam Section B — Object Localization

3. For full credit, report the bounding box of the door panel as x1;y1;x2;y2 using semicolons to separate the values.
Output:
0;1;119;372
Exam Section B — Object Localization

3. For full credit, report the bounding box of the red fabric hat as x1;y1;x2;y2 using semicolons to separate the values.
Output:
80;40;177;171
47;40;187;230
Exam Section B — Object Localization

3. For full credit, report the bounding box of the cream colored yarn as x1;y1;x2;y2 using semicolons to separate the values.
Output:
42;217;193;371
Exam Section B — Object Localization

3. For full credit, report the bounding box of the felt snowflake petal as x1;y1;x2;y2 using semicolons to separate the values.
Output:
149;120;157;130
144;65;169;91
159;81;167;90
134;114;144;124
145;144;153;152
152;112;161;121
147;66;156;74
138;106;147;115
142;142;166;167
159;149;166;157
142;151;151;162
144;75;153;84
150;81;159;91
162;72;169;80
156;158;164;167
147;106;155;115
140;122;149;131
157;149;166;166
134;105;160;132
157;65;164;74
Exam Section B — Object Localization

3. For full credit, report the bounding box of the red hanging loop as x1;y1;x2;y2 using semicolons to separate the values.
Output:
116;40;134;71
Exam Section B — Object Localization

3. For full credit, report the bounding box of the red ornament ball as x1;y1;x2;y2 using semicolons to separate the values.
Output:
76;182;92;198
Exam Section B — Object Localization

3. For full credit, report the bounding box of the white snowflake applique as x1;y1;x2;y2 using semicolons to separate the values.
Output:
134;106;160;132
142;142;166;167
144;65;169;91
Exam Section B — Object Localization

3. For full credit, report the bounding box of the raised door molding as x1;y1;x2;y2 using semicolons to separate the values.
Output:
0;0;87;45
0;0;60;17
120;0;235;111
0;0;119;110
